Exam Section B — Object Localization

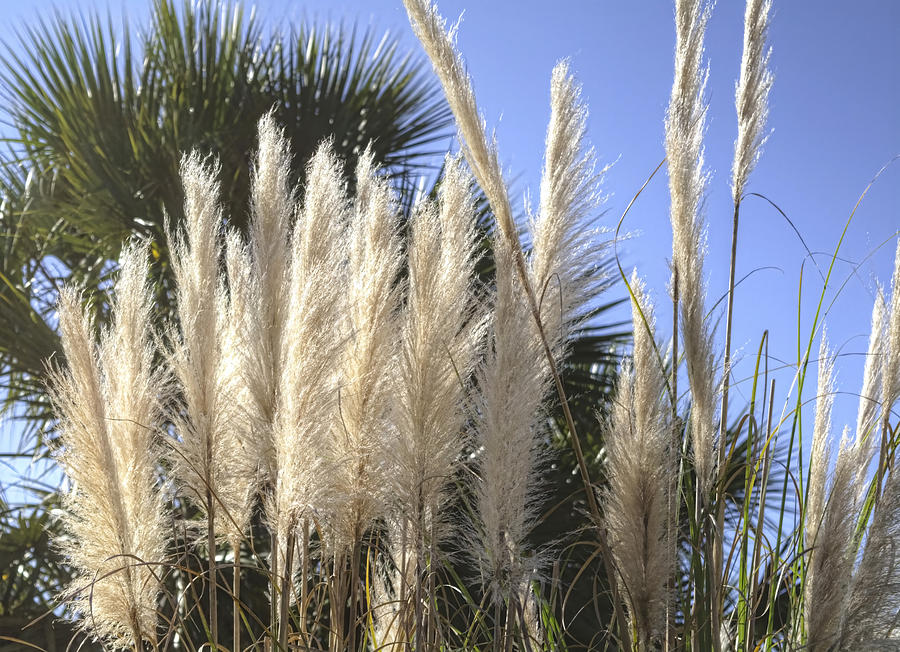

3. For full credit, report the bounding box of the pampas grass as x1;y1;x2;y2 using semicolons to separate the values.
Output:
805;334;836;560
242;113;294;486
328;149;402;556
471;233;544;607
49;244;168;650
401;0;519;255
842;460;900;648
532;61;606;359
804;428;862;652
40;1;900;650
325;149;404;650
166;152;257;647
856;287;887;463
882;240;900;440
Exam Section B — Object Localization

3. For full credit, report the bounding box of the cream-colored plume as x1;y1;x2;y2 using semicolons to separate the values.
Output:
49;244;168;649
806;333;835;557
389;152;481;571
665;0;717;493
532;61;607;352
402;0;522;269
604;273;673;650
841;463;900;647
219;229;260;543
804;428;864;652
270;141;348;559
803;333;864;651
471;235;545;600
732;0;774;202
883;239;900;426
167;153;251;541
242;113;294;485
327;148;403;553
855;287;887;465
470;60;603;605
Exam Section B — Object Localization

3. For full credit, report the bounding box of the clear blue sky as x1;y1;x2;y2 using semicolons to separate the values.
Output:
1;1;898;490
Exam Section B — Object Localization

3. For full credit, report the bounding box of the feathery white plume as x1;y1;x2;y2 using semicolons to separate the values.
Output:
806;332;835;555
803;333;864;651
167;152;245;540
328;148;403;552
271;141;347;558
842;463;900;646
219;229;259;543
856;287;887;466
532;61;607;352
732;0;774;202
471;234;546;600
470;60;604;605
402;0;519;257
243;114;294;485
666;0;717;493
805;428;864;652
390;152;481;580
50;244;168;649
604;273;673;649
883;239;900;424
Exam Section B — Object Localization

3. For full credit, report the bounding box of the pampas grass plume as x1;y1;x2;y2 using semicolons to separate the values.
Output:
471;234;545;600
328;148;403;552
803;333;863;651
856;286;887;458
806;332;835;556
604;273;673;650
50;243;168;649
167;152;250;541
271;141;347;554
666;0;717;494
390;153;481;543
402;0;519;258
883;239;900;421
243;114;294;484
842;462;900;647
732;0;773;202
532;61;606;352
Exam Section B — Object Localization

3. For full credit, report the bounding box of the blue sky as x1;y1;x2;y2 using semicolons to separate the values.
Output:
1;1;898;494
